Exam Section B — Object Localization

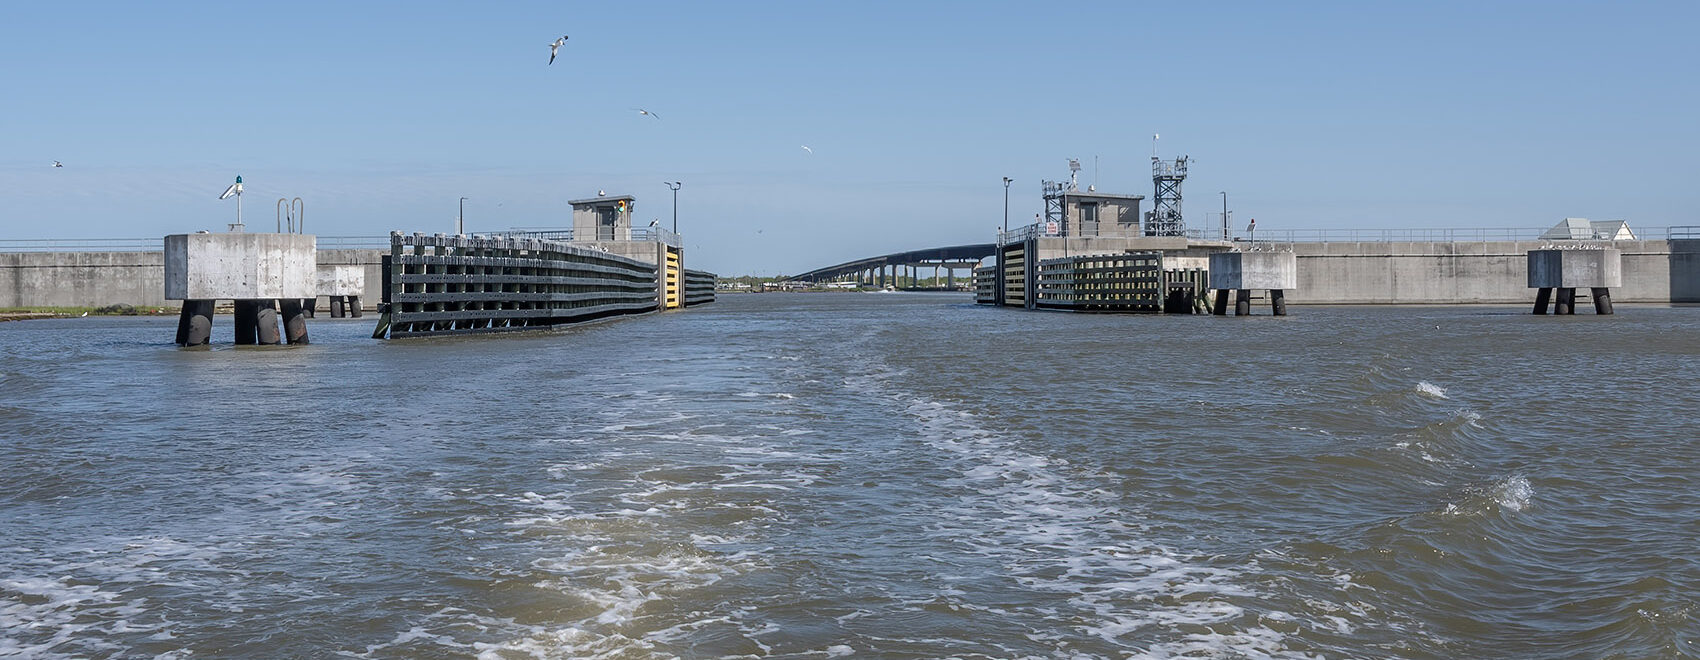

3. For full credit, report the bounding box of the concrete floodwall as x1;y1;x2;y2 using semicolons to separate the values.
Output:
0;248;386;310
8;239;1699;309
1277;240;1696;304
1;251;168;309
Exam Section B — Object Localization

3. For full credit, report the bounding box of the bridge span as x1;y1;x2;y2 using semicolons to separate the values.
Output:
785;244;995;289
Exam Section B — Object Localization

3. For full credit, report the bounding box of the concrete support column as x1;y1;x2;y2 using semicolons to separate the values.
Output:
1212;289;1229;315
256;300;281;345
330;296;346;318
280;299;310;344
1592;287;1614;315
302;298;316;318
233;300;259;345
1556;287;1574;315
176;300;215;347
1533;287;1552;315
348;295;363;318
1234;289;1251;316
1271;289;1287;316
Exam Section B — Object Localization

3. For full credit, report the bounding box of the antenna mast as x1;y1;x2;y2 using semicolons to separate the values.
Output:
1148;151;1188;237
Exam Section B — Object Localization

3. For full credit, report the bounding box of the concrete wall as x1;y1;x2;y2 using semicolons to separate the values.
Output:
316;249;385;305
1;248;386;309
1;251;168;309
1278;240;1694;304
9;239;1698;309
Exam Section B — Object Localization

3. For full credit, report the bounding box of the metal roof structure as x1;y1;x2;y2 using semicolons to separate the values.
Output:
1540;217;1636;241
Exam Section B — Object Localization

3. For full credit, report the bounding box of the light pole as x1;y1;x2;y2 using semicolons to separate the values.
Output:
459;197;468;234
664;181;681;233
1220;191;1228;241
1002;177;1012;233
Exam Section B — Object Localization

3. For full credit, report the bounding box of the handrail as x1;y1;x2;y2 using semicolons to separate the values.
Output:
995;225;1696;244
3;226;1692;254
0;229;690;253
497;226;682;247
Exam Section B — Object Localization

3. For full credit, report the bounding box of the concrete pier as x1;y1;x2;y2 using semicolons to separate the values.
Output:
1528;249;1621;315
164;233;316;346
316;264;367;318
1209;251;1299;316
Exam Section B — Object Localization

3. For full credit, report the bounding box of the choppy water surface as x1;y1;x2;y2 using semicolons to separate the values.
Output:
3;294;1699;658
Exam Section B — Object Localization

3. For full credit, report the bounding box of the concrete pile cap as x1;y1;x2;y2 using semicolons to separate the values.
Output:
163;232;317;300
1208;251;1298;290
1527;248;1622;288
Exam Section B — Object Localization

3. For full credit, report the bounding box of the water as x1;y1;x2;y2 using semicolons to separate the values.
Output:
3;294;1699;659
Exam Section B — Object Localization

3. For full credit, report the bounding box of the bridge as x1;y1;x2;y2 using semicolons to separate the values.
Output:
784;243;995;289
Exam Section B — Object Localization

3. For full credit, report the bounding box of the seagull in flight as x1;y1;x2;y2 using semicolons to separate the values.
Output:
52;161;62;167
633;108;660;119
800;145;812;154
548;36;568;65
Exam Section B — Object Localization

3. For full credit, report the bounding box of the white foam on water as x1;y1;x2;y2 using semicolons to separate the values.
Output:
1414;381;1448;399
462;421;815;656
0;544;199;659
1492;475;1534;512
1441;475;1535;517
890;391;1328;657
733;391;794;399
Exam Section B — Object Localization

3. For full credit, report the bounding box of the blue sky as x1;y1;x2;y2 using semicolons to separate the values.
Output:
3;1;1695;275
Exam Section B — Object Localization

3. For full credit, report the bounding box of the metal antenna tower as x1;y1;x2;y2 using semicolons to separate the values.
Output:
1148;154;1189;236
1040;159;1079;235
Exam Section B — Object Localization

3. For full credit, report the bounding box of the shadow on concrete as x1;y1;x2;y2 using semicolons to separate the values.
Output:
1672;240;1700;303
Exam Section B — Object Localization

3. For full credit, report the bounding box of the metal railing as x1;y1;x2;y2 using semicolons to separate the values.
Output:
993;225;1695;245
314;236;392;249
0;229;686;253
1245;227;1547;242
0;238;162;252
497;226;682;248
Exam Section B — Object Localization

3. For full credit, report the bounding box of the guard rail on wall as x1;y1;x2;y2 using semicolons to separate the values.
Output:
0;235;391;252
5;226;1694;254
991;226;1697;245
499;226;682;247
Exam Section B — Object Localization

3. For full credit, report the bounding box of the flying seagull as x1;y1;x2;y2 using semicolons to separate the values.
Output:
800;145;812;154
548;36;568;65
52;161;62;168
633;108;660;119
